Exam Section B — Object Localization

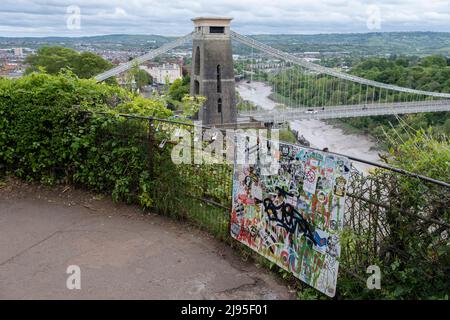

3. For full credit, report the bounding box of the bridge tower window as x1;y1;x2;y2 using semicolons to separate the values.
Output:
216;64;222;93
210;26;225;34
218;98;222;113
194;47;200;76
194;80;200;95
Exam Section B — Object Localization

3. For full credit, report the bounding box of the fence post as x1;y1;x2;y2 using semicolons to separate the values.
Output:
148;117;155;176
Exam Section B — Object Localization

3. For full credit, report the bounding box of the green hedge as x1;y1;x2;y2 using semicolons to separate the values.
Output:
0;72;230;239
0;72;162;201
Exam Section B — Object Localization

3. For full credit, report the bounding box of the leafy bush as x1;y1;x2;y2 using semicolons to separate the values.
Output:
0;71;229;238
0;71;172;204
168;76;190;102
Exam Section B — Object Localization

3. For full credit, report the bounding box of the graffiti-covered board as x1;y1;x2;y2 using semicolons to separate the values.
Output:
231;142;351;297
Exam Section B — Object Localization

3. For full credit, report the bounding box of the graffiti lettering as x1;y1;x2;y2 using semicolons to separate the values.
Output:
261;187;317;246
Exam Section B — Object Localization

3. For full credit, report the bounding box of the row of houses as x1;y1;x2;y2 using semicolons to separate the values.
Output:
139;62;183;84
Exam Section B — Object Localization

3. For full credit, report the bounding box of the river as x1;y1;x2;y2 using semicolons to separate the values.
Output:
236;81;382;172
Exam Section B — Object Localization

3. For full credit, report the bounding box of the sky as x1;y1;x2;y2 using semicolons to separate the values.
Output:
1;0;450;37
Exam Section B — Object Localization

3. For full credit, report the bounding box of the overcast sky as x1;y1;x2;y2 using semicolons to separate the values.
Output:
1;0;450;37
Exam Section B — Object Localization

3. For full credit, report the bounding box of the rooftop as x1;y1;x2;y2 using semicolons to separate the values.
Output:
191;17;233;27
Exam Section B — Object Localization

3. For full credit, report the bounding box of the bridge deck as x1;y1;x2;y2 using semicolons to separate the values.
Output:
239;100;450;121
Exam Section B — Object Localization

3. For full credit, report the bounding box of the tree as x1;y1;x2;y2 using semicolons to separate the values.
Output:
180;95;205;118
418;55;447;68
25;46;113;79
387;128;450;180
124;64;152;93
168;76;190;101
135;69;153;91
75;52;114;79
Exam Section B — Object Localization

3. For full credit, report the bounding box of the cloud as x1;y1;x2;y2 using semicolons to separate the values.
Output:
0;0;449;37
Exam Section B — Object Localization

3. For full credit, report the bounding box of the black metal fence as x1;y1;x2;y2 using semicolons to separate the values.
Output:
341;168;449;297
82;112;450;298
90;113;233;240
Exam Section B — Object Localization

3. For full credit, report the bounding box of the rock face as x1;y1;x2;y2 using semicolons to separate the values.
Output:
190;17;237;125
292;128;311;146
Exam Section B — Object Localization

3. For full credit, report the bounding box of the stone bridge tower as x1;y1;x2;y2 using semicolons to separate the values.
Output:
190;17;237;125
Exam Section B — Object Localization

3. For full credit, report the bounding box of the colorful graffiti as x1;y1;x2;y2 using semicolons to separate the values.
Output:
231;142;351;297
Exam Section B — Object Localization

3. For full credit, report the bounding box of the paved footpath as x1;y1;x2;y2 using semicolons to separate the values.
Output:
0;178;294;300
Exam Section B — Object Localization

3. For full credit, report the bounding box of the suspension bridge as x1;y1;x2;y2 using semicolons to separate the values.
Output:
94;18;450;124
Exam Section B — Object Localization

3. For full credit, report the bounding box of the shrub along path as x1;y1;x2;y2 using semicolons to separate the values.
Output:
0;178;293;300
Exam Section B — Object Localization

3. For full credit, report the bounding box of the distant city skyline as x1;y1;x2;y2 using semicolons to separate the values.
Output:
1;0;450;37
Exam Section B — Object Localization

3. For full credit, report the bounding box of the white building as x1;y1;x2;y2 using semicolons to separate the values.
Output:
13;48;23;56
140;63;182;84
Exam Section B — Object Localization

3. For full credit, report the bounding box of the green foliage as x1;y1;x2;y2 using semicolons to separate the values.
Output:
341;186;448;300
279;128;297;144
25;46;113;79
236;91;257;112
0;71;228;241
115;95;172;118
386;127;449;181
124;64;153;93
180;95;205;118
351;56;450;93
168;76;190;102
135;69;153;90
418;55;448;68
0;72;172;205
166;76;208;119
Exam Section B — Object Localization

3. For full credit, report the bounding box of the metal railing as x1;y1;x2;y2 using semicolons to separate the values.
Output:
239;100;450;121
